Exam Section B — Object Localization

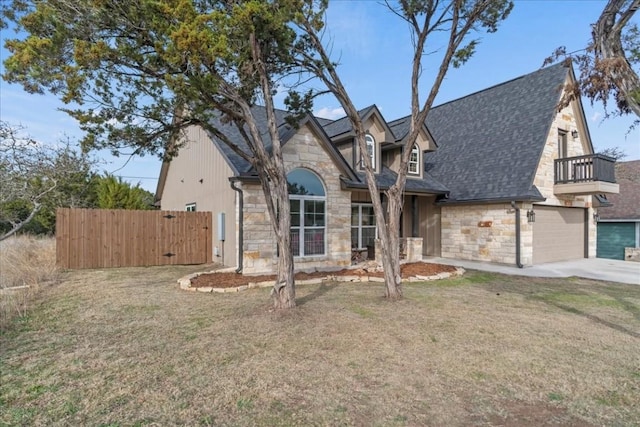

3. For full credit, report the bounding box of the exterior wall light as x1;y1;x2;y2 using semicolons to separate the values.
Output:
593;212;600;222
526;209;536;223
571;130;579;139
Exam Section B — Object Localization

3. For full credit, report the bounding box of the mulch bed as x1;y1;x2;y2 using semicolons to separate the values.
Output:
189;262;457;288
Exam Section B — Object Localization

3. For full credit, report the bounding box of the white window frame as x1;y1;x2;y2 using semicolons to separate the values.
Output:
290;195;326;257
351;203;377;250
408;144;420;175
288;169;326;257
185;203;196;212
364;134;375;170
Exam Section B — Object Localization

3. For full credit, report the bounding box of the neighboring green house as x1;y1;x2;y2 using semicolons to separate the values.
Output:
597;160;640;260
155;63;620;273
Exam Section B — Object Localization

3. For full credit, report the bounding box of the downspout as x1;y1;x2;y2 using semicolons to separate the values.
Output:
511;201;524;268
230;180;243;273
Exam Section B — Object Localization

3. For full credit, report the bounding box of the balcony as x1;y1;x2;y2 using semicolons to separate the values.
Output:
554;154;619;195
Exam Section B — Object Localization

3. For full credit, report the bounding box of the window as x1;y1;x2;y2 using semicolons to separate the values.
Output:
558;130;568;158
186;203;196;212
351;204;377;249
363;134;375;169
287;169;325;256
408;144;420;174
558;130;569;181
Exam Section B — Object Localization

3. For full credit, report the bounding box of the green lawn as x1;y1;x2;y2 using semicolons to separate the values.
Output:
1;265;639;426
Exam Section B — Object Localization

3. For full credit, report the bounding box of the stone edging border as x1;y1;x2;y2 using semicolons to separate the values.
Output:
178;265;466;293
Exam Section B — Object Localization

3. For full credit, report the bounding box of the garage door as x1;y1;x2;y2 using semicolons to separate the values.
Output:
597;222;636;260
533;206;585;264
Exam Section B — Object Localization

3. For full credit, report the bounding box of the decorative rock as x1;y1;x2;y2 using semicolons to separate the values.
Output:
256;281;273;288
297;278;323;285
176;264;466;293
336;275;361;282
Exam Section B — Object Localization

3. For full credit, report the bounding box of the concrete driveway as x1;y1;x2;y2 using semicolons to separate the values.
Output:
425;257;640;285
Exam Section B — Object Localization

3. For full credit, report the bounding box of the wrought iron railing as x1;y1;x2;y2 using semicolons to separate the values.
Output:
554;154;616;184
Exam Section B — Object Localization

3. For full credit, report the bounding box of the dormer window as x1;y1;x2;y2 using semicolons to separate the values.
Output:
408;144;420;175
364;134;375;169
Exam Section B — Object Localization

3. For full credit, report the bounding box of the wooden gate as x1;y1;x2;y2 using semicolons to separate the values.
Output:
56;208;212;269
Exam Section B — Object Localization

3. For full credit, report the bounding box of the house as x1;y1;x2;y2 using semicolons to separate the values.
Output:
155;63;619;274
597;160;640;261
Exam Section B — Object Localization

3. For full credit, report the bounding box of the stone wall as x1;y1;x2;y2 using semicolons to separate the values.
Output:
439;91;602;266
240;124;352;274
373;237;423;264
625;248;640;262
441;203;533;265
532;100;597;257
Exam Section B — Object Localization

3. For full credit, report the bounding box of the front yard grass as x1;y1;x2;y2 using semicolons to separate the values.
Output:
1;265;639;426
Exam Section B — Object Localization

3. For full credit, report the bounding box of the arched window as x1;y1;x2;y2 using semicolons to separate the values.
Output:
364;134;375;169
408;144;420;174
287;169;326;256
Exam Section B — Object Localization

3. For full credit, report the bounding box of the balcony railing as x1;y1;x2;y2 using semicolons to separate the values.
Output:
554;154;616;185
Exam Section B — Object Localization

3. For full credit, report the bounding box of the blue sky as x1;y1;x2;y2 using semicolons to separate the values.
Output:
1;0;639;193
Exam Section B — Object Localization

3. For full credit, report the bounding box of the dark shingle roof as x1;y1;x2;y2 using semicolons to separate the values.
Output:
321;105;376;138
205;64;570;200
599;160;640;219
341;166;448;194
387;116;412;142
421;62;570;203
208;106;292;174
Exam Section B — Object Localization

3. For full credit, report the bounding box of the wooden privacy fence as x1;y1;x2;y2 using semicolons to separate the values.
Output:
56;208;212;269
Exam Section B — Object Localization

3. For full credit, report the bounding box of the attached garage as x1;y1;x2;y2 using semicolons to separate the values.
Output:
597;222;639;260
533;206;586;264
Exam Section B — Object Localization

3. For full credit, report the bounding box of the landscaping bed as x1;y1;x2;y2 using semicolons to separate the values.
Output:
187;261;459;289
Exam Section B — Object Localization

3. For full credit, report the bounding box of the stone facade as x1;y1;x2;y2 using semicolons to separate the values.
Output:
625;248;640;262
441;203;532;265
240;124;352;274
373;237;423;264
532;101;597;257
440;98;599;266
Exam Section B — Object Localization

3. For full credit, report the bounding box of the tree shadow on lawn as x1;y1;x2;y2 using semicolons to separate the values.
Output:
296;282;339;306
475;272;640;340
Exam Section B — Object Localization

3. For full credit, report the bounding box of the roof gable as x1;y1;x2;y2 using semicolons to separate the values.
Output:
322;105;395;143
387;115;437;149
423;62;570;203
156;106;359;200
284;115;359;181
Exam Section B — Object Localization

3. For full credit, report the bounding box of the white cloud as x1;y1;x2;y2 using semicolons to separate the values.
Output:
591;111;602;122
314;106;345;120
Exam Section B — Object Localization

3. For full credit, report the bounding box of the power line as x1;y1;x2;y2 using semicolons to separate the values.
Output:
113;175;158;180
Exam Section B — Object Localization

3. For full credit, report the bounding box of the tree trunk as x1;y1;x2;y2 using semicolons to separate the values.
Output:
379;193;403;299
266;175;296;309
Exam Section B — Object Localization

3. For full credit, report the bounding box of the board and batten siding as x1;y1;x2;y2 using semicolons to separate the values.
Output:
160;125;238;267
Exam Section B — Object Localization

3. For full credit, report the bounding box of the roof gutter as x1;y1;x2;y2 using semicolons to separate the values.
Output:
436;195;546;206
511;201;524;269
340;179;448;196
229;179;244;274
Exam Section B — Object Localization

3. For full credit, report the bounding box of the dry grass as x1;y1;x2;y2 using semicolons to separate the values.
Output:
1;265;639;426
0;235;59;329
